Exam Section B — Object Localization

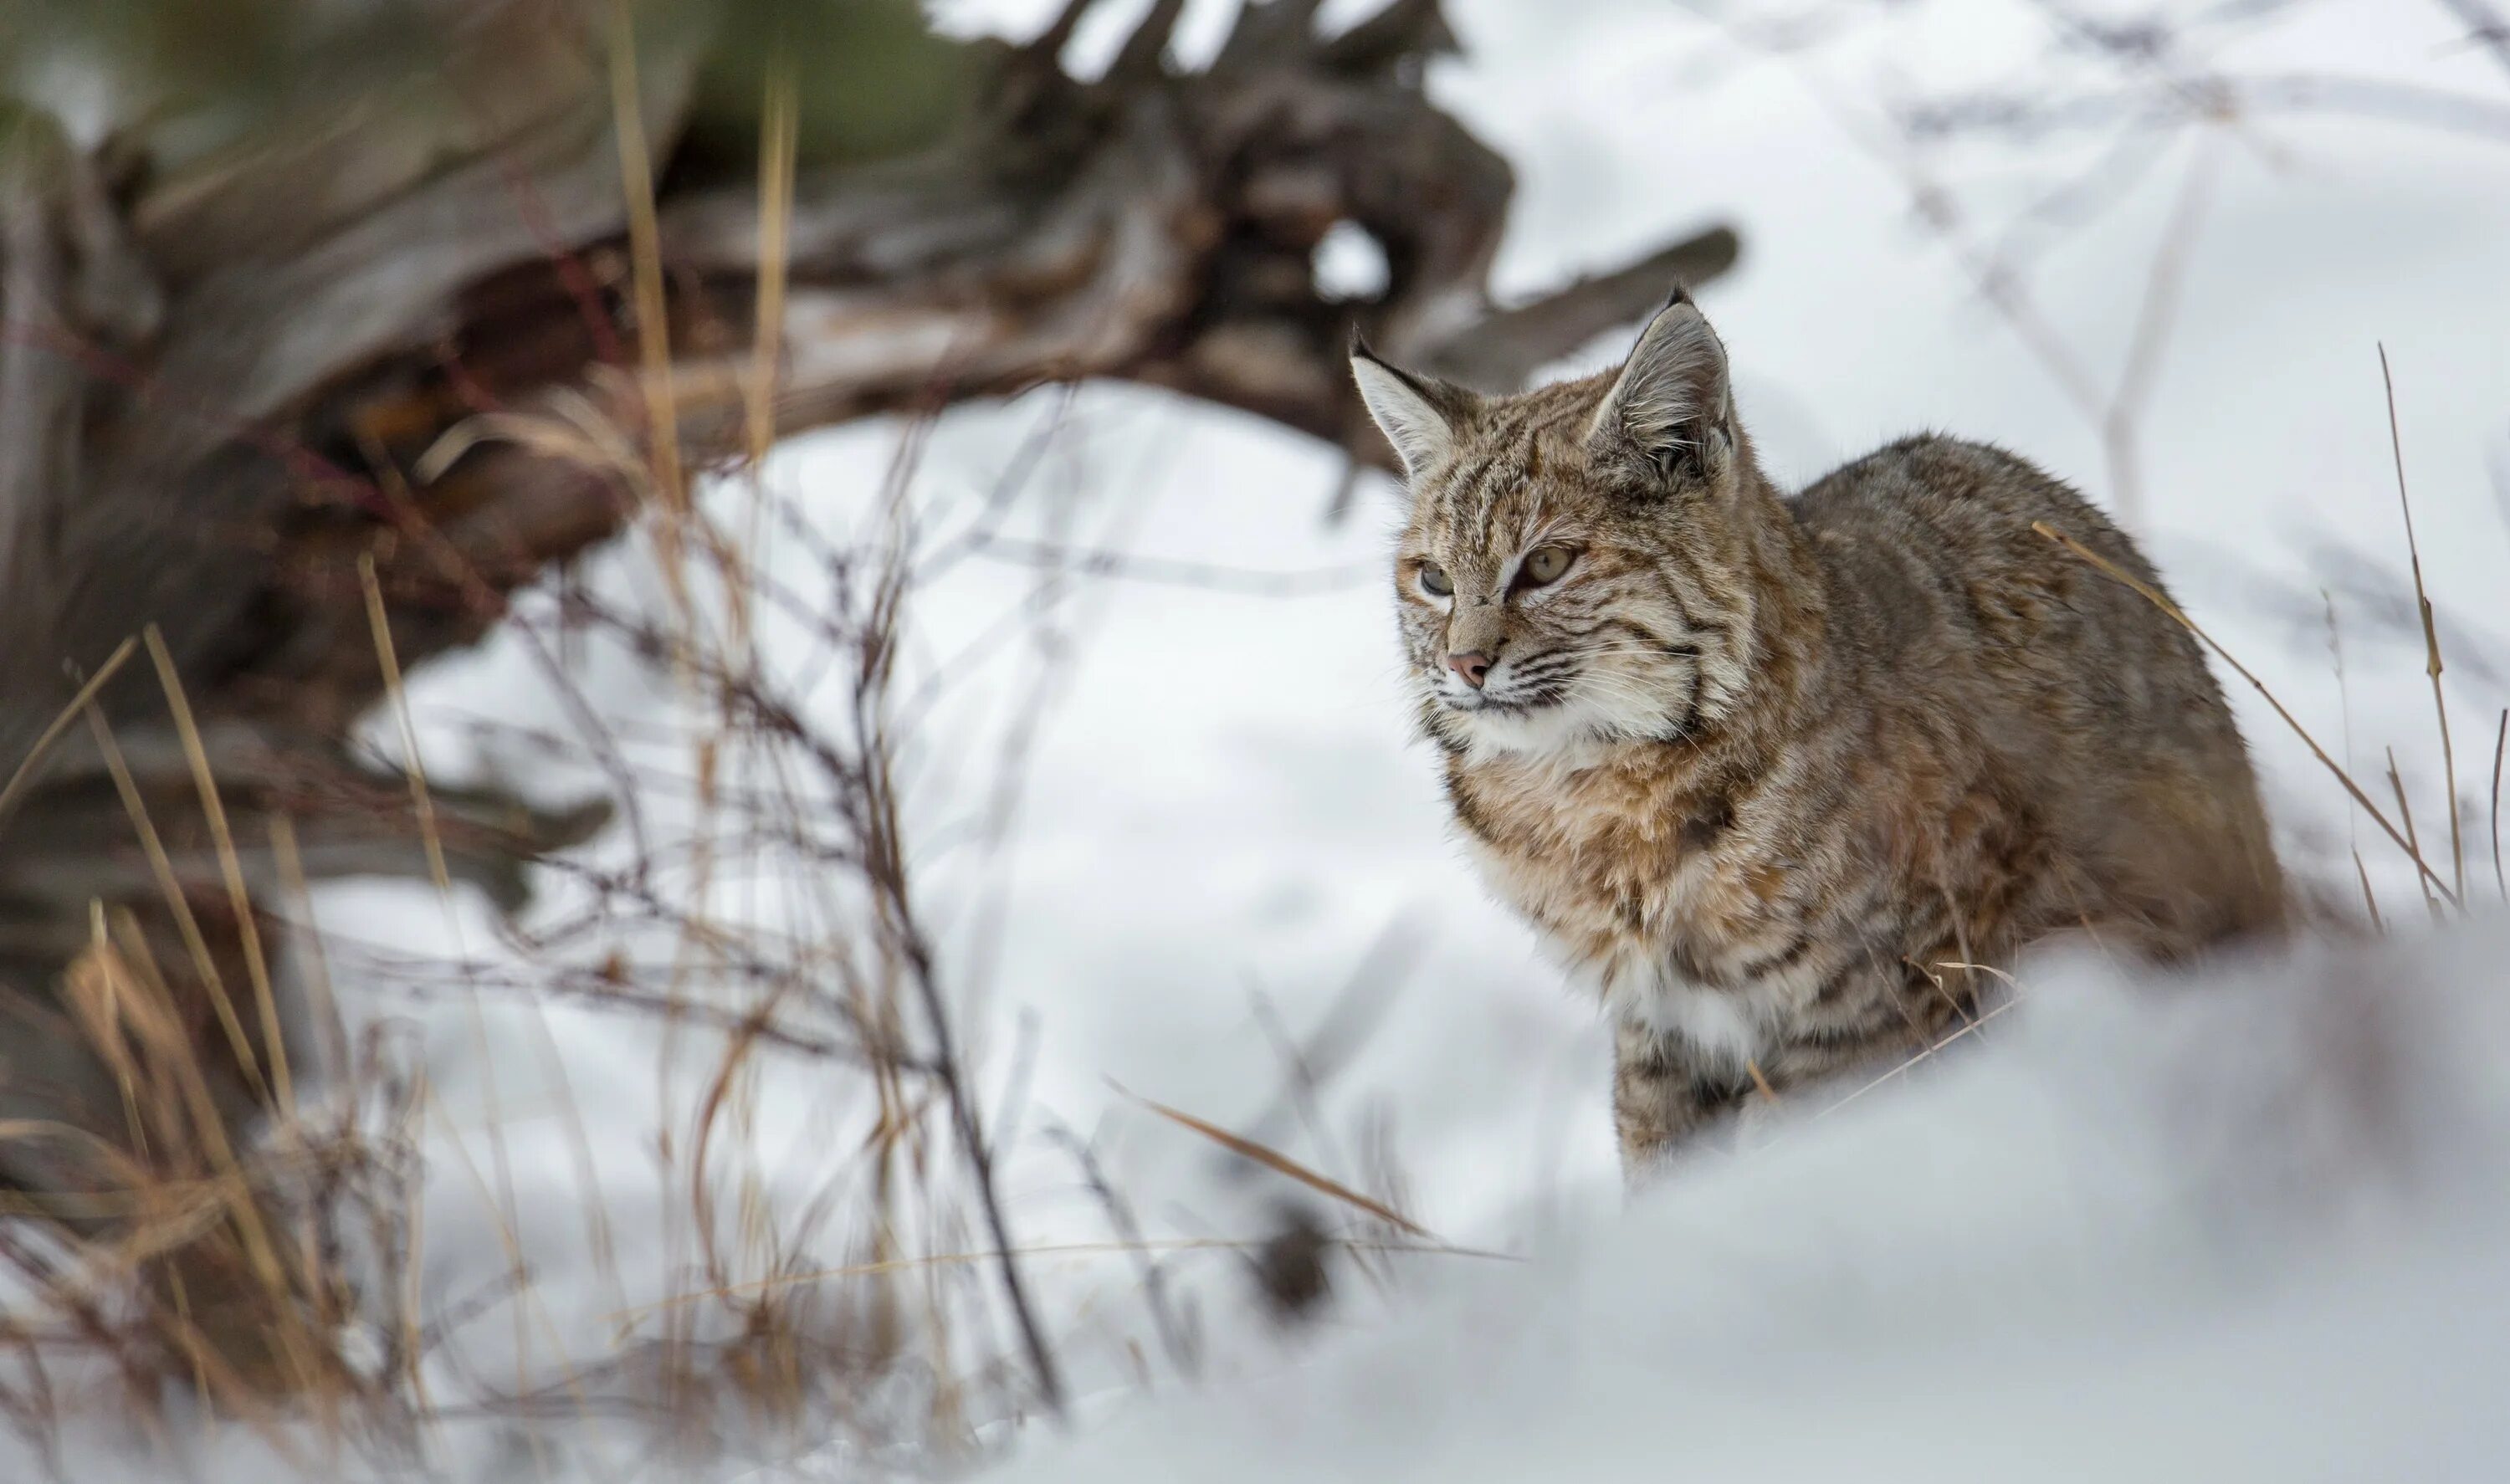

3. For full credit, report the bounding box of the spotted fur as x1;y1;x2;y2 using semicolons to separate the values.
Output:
1354;290;2286;1177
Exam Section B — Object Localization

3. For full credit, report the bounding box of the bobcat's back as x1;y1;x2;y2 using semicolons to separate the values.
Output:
1792;434;2283;954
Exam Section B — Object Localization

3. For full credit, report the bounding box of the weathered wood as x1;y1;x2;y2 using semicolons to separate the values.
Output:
12;0;1736;748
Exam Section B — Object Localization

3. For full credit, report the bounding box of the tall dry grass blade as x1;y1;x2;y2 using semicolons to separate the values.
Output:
79;704;269;1105
262;812;355;1435
1110;1082;1435;1240
685;995;784;1307
95;908;197;1167
2033;520;2461;908
607;0;693;629
354;561;454;902
2324;589;2361;859
748;56;797;472
1744;1060;1779;1102
142;627;294;1117
400;1062;433;1418
79;909;322;1398
2388;746;2441;924
2354;849;2386;935
2491;708;2507;904
724;48;797;671
264;814;351;1087
2379;345;2463;900
0;634;136;829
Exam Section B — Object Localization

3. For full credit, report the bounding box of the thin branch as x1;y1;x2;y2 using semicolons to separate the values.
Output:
957;534;1378;595
1420;227;1744;391
1320;0;1457;74
1107;0;1190;82
1044;1125;1199;1377
1027;0;1102;63
2436;0;2510;84
850;574;1067;1415
2101;141;2219;525
0;635;136;832
1217;0;1327;70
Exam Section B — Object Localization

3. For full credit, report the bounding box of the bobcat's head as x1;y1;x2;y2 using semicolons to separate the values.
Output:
1353;290;1769;759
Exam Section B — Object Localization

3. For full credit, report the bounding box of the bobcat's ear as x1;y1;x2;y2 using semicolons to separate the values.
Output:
1350;335;1478;484
1586;287;1731;481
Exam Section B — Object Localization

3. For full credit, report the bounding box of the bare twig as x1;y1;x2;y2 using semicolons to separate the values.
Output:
0;635;136;831
1108;0;1190;82
2100;141;2219;524
1044;1125;1199;1378
1419;227;1744;391
849;542;1068;1419
2435;0;2510;84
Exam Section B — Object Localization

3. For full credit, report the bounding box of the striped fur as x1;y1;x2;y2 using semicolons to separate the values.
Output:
1355;293;2287;1178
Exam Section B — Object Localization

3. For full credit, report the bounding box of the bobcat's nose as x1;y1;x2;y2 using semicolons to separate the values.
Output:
1446;651;1493;688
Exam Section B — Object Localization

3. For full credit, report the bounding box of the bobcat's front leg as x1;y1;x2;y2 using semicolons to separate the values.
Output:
1611;1022;1751;1183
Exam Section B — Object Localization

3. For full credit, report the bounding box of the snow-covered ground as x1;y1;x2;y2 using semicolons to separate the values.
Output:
15;0;2510;1477
996;923;2510;1484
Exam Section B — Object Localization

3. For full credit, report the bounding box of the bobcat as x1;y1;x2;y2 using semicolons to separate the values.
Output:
1351;288;2286;1176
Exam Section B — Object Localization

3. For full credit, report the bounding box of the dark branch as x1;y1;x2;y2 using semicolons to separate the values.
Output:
1419;225;1743;391
1108;0;1191;82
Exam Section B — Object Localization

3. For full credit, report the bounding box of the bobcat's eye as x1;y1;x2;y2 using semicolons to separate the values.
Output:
1516;545;1575;589
1417;562;1454;597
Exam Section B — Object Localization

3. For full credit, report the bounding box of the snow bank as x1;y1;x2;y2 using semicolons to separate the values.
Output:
994;923;2510;1483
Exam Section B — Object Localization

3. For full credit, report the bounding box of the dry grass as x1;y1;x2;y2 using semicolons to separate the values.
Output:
0;243;1430;1484
0;417;1070;1473
4;30;1034;1461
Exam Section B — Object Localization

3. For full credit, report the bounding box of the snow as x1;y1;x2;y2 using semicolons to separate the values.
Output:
994;924;2510;1483
15;0;2510;1477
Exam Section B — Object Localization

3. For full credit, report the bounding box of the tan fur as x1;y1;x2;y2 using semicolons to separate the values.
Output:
1353;292;2285;1178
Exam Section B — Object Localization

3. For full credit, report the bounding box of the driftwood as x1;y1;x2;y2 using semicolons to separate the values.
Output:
0;0;1734;1373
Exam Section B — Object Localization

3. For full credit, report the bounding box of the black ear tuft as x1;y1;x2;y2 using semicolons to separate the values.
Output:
1662;281;1696;314
1347;324;1375;361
